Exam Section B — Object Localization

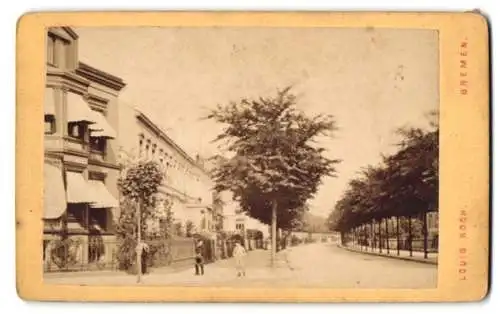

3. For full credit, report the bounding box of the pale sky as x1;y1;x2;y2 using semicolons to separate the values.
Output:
74;27;438;217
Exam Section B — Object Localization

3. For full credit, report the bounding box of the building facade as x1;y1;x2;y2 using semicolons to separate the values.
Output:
118;103;216;238
43;27;126;270
219;190;270;249
223;212;269;238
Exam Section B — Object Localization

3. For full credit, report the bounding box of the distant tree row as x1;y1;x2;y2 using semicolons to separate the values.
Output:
327;112;438;240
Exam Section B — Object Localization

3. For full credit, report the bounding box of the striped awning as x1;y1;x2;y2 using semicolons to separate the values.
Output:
66;93;98;124
66;171;94;203
43;163;66;219
88;180;119;208
44;88;56;116
89;110;117;139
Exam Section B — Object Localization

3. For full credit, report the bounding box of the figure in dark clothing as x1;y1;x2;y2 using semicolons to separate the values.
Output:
195;250;204;275
194;241;204;275
137;241;149;275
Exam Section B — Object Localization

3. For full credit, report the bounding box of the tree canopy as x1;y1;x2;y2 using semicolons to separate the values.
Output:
328;114;438;233
118;160;164;207
206;87;341;229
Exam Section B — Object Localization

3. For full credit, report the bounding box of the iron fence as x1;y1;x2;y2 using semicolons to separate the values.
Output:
43;234;271;273
348;237;439;255
43;236;196;273
43;237;118;272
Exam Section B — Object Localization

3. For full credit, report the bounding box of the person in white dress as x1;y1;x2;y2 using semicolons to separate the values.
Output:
232;242;247;277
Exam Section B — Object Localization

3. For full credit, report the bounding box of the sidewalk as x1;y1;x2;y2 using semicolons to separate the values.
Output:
44;248;293;286
339;244;438;265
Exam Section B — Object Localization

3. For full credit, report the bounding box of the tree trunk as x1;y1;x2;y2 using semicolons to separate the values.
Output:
355;227;358;249
352;228;354;247
378;220;382;253
423;211;428;259
364;224;367;251
136;198;142;283
271;199;277;267
351;228;355;248
358;226;361;249
408;215;413;257
396;216;400;256
355;227;358;248
371;221;375;252
385;218;389;254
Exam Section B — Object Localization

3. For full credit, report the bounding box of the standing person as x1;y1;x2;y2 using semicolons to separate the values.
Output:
232;242;247;277
194;240;204;276
136;240;149;275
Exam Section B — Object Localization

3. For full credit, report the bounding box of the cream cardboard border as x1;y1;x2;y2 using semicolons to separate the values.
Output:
16;11;490;302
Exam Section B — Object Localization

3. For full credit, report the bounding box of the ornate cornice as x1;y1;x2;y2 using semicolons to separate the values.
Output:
47;69;90;93
62;27;79;40
63;144;90;158
48;27;77;42
76;62;126;92
86;94;109;112
88;158;121;170
44;151;64;161
63;160;87;172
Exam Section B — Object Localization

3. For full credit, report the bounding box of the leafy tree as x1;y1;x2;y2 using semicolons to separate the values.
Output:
116;160;164;281
328;112;438;252
212;192;225;232
206;87;340;265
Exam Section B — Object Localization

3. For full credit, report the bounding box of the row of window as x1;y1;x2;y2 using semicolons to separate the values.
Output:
45;117;108;154
46;31;76;70
138;137;201;182
66;203;108;232
236;223;245;230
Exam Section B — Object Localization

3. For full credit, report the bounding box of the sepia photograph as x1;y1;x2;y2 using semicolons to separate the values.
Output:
40;25;440;290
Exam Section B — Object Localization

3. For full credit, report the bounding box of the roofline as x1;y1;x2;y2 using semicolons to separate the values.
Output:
135;110;209;174
76;62;127;91
62;27;79;40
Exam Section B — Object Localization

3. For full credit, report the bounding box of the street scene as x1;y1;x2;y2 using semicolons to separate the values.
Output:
45;242;437;288
43;27;438;288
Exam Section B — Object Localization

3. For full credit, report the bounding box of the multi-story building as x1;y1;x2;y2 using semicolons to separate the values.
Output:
118;103;216;238
43;27;126;269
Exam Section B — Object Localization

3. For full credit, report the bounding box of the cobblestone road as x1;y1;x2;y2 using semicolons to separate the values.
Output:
44;243;437;288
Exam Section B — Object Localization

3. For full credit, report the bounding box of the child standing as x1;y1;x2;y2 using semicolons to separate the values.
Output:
232;242;246;277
